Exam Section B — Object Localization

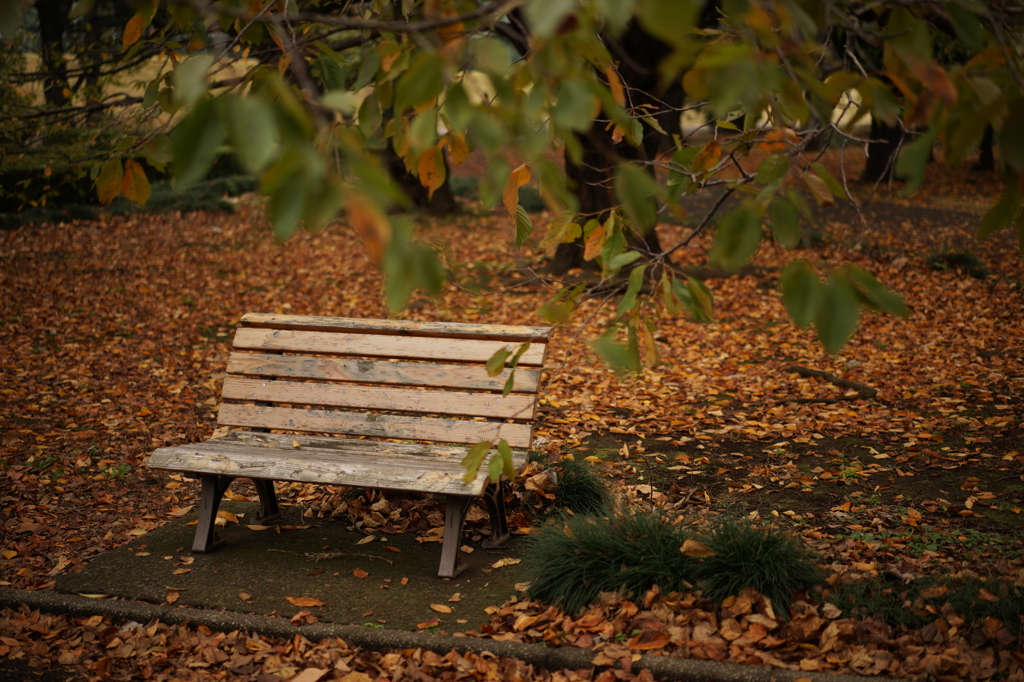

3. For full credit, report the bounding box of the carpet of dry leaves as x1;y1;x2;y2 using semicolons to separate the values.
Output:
1;150;1023;680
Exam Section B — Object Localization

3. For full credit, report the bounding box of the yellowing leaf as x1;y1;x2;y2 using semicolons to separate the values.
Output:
429;603;452;613
447;131;469;165
168;505;194;517
172;568;191;575
96;158;123;205
417;617;441;629
292;438;301;448
1;550;16;560
583;223;606;261
604;66;626;106
680;538;716;557
491;557;521;569
215;511;239;526
502;163;532;223
120;159;151;206
165;591;179;604
802;171;834;207
127;528;148;536
346;193;391;263
418;145;446;199
286;596;325;607
122;12;143;52
356;535;376;545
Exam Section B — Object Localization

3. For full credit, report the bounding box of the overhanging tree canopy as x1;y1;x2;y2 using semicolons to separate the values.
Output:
2;0;1023;368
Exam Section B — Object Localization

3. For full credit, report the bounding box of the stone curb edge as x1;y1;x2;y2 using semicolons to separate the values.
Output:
0;589;892;682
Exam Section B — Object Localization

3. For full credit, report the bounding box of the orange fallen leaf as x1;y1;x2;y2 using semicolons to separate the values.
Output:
429;603;452;613
165;592;179;604
417;617;441;629
680;538;716;557
353;568;369;579
286;597;325;607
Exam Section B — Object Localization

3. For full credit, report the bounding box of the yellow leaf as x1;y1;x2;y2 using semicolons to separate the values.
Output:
165;481;181;489
604;66;626;106
417;145;446;200
346;193;392;263
286;596;325;607
502;163;532;223
121;159;151;206
168;505;193;517
165;591;179;604
680;538;717;558
429;603;452;613
356;535;376;545
292;438;301;449
448;593;462;602
216;511;239;525
447;131;469;165
172;568;191;575
96;158;123;205
491;557;521;569
127;528;148;536
583;223;606;261
122;12;143;52
1;550;16;560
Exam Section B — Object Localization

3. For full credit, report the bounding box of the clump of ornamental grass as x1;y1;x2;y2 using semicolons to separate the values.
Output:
555;459;610;515
695;517;825;617
524;508;698;616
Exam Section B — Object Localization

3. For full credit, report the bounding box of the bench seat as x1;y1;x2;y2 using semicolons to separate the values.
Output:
146;313;552;578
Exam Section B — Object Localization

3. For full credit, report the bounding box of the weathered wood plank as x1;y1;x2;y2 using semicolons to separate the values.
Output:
232;328;548;366
241;313;554;342
225;353;541;393
217;404;533;448
213;430;527;460
148;442;498;495
221;377;537;420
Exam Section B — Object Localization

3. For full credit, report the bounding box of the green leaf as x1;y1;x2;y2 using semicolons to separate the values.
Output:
614;163;659;233
321;90;359;114
487;453;504;483
756;155;790;185
539;284;584;323
538;211;578;250
394;52;444;114
809;162;844;198
948;4;984;51
815;274;860;353
769;197;801;248
1001;99;1024;172
591;334;641;374
514;204;533;247
503;373;515;396
606;249;642;275
617;264;647;317
461;440;492;484
409;107;438;155
635;0;701;47
142;134;173;172
358;94;382;137
227;96;278;174
894;129;937;196
486;348;511;376
171;55;214;108
171;99;225;187
660;273;679;316
552;79;596;133
95;158;123;205
780;260;821;329
471;37;511;77
353;49;380;91
685;276;714;322
143;78;160;109
441;82;473;130
977;176;1023;241
848;266;909;318
268;174;307;241
0;0;21;42
497;439;516;480
710;201;763;270
525;0;575;40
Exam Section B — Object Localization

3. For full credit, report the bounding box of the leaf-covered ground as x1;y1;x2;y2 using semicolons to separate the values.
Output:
1;150;1023;680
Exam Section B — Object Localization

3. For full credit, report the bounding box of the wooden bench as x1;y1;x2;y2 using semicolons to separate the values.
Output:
146;313;552;578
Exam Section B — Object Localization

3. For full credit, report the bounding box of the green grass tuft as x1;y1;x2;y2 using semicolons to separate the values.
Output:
524;509;698;615
555;459;610;515
695;518;825;617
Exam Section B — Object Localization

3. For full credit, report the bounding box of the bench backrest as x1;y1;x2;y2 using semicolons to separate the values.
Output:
217;313;553;449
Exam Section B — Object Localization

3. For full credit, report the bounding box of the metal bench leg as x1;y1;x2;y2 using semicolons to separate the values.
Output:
192;474;235;553
438;495;471;578
251;478;281;524
481;480;510;548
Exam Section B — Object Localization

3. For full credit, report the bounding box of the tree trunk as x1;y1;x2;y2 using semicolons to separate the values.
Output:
975;125;995;171
384;143;459;215
861;118;904;183
549;20;673;276
36;0;72;107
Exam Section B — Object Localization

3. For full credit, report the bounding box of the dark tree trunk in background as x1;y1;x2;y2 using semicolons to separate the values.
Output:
384;143;459;215
976;125;995;171
36;0;72;107
550;20;678;275
861;118;904;183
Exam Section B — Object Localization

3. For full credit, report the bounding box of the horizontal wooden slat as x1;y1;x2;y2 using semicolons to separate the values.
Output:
213;430;523;460
241;313;553;342
222;377;536;420
217;404;533;448
225;353;541;393
233;328;548;366
148;440;526;496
